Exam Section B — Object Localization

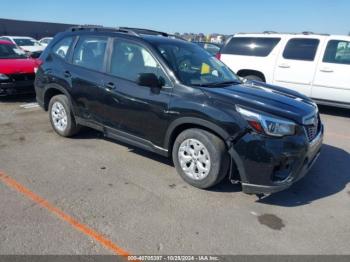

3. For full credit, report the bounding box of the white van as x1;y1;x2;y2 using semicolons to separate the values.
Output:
219;33;350;109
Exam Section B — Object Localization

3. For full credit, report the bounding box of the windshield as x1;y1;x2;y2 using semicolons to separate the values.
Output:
13;38;39;46
154;42;240;86
0;44;27;59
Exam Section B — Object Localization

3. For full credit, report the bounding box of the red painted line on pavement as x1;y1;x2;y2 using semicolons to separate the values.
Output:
0;171;131;257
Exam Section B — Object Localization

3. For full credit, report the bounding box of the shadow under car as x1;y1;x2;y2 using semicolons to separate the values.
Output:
258;144;349;206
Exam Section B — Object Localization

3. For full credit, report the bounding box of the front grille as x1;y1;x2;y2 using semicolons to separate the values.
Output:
10;73;35;81
304;114;321;142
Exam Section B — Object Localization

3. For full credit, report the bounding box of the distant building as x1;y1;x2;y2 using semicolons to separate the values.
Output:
0;18;231;43
0;18;76;39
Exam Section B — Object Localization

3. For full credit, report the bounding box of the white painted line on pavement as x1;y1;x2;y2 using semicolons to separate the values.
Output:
19;103;39;109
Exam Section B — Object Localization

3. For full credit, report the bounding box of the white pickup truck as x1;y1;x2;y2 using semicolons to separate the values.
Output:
219;33;350;109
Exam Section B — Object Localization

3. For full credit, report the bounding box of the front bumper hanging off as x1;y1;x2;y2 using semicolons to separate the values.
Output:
228;125;324;195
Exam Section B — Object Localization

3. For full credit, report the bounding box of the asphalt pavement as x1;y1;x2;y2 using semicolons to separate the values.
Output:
0;95;349;255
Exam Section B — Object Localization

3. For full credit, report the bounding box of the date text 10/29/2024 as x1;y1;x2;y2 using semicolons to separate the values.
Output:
128;255;220;261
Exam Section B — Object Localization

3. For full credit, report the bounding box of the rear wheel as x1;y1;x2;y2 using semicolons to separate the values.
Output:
48;94;80;137
172;128;229;189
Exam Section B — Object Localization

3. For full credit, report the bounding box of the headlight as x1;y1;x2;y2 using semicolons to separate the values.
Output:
236;105;296;137
0;73;9;80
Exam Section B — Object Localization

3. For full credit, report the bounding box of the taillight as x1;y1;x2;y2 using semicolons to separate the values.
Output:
34;59;43;74
215;52;221;60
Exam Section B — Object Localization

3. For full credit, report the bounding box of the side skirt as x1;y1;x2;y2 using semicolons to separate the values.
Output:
76;117;169;157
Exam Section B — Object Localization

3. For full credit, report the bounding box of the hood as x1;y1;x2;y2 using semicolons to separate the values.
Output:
20;45;44;53
202;80;317;125
0;58;38;74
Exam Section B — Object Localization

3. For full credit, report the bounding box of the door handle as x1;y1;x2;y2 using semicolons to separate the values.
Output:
320;68;334;73
104;82;116;90
64;71;71;78
278;64;290;68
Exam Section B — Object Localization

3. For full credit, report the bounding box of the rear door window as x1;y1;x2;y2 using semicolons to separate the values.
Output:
323;40;350;65
72;36;108;72
221;37;281;57
109;39;170;85
283;38;319;61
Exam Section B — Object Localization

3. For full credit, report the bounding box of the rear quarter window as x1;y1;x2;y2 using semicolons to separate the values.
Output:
52;36;74;59
221;37;281;57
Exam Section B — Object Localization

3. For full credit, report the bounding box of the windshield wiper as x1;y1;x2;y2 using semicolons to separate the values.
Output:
202;80;241;87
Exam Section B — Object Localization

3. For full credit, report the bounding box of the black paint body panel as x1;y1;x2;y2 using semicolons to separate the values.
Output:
34;30;323;194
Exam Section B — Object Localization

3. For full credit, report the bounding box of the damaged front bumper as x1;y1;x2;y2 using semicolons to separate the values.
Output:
228;124;324;195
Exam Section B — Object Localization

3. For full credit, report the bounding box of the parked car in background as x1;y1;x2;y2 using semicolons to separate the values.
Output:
0;36;45;57
39;37;53;47
193;41;221;56
35;26;323;195
219;33;350;109
0;40;38;96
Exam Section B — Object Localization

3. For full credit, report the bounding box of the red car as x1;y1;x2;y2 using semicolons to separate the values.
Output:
0;40;39;96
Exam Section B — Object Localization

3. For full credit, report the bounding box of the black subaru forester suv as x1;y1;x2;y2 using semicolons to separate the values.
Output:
35;26;323;195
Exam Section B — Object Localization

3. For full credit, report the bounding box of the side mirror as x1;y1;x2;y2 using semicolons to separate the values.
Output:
137;73;162;88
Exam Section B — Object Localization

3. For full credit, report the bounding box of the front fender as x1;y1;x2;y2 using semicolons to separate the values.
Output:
164;116;231;150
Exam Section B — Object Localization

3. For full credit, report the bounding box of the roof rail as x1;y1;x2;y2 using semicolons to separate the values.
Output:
119;27;169;37
67;25;139;36
236;31;279;35
301;31;330;36
237;31;330;36
67;25;175;38
301;31;314;35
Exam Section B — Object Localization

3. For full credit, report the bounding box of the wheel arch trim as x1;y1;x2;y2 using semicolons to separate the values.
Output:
43;84;76;115
164;117;248;184
164;117;231;151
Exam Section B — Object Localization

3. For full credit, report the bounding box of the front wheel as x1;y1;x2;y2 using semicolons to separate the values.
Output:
48;94;81;137
172;128;230;189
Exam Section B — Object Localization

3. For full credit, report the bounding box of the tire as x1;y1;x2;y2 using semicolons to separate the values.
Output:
48;94;81;137
172;128;230;189
244;75;264;82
